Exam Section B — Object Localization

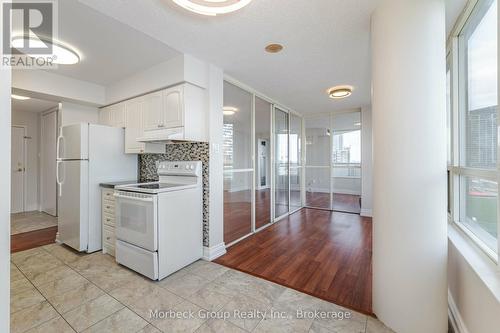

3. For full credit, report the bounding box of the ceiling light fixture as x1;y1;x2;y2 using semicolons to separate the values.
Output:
327;86;353;99
11;36;81;65
223;106;238;116
265;43;283;53
11;94;31;100
172;0;252;16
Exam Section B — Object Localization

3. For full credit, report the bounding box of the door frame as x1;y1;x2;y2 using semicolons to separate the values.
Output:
11;125;28;213
40;107;59;216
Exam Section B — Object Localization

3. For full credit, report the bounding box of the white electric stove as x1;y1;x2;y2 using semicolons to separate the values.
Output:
113;161;203;280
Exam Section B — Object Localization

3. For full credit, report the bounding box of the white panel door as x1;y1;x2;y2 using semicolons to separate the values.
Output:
11;126;25;213
142;91;164;131
163;86;184;128
41;112;57;216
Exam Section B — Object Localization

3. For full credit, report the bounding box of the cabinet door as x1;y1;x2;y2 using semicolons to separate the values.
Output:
124;98;145;154
111;102;126;128
142;91;164;131
99;107;111;126
163;86;184;128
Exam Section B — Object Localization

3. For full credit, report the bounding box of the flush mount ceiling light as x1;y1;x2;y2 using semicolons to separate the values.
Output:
223;106;238;116
265;43;283;53
11;36;81;65
327;85;353;99
11;94;31;100
172;0;252;16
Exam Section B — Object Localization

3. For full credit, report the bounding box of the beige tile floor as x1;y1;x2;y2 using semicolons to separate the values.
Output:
11;212;58;235
10;243;394;333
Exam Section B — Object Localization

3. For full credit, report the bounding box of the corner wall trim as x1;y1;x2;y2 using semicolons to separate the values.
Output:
203;243;227;261
448;290;470;333
360;208;373;217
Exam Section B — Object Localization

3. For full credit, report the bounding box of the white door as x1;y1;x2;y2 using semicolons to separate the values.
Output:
41;111;58;216
58;160;89;251
11;126;25;213
142;91;164;131
163;86;184;128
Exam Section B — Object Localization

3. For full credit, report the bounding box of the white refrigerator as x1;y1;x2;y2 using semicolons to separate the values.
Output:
57;123;138;253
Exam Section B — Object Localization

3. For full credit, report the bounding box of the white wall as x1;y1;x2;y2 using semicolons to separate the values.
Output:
60;102;99;127
105;54;208;105
0;59;12;333
448;229;500;333
11;110;40;212
207;64;225;260
371;1;448;332
12;70;105;106
361;106;373;216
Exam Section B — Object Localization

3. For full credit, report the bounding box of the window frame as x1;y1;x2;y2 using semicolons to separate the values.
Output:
448;0;499;262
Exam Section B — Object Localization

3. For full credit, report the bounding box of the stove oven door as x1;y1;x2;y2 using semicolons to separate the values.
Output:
114;191;158;252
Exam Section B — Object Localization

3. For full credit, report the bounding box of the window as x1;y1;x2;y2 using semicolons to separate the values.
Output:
451;0;498;258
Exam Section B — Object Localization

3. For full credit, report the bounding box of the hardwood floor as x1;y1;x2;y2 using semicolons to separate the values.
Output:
11;226;58;253
216;208;373;315
306;192;361;214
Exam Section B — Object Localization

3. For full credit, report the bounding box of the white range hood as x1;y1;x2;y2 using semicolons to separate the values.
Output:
137;127;187;143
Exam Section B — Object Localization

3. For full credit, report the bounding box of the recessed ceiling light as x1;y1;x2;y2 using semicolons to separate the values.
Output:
11;94;31;100
11;36;81;65
172;0;252;16
223;106;238;116
265;44;284;53
327;85;353;99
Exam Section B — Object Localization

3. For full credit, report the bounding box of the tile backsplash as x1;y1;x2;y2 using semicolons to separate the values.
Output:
139;142;210;246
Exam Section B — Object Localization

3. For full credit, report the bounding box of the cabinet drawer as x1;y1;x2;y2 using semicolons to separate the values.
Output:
103;225;115;244
102;212;115;227
102;190;114;201
103;242;115;257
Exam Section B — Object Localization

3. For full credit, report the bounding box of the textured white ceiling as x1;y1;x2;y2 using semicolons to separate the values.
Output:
43;0;180;85
74;0;466;115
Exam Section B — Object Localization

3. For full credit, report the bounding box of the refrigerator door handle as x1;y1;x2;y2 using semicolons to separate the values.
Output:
56;160;64;197
56;132;64;160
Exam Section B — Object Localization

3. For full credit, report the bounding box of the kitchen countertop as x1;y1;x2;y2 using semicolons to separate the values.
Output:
99;180;139;189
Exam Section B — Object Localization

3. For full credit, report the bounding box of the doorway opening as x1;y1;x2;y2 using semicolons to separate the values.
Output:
10;93;59;246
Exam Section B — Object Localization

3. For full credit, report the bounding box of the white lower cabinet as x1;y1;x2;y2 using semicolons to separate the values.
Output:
102;188;116;256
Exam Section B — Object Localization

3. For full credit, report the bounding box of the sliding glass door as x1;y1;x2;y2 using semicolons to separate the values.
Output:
223;80;305;246
223;82;253;244
274;107;290;219
304;111;362;213
305;115;332;209
331;111;361;213
255;97;272;229
290;114;303;212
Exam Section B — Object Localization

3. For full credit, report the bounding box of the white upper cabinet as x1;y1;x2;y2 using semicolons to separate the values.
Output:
142;90;164;131
99;102;126;128
163;85;184;129
111;102;126;128
124;97;143;154
100;82;207;154
99;106;112;126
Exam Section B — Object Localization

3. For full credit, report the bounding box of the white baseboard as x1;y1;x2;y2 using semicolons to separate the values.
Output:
360;208;372;217
448;290;469;333
203;243;227;261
